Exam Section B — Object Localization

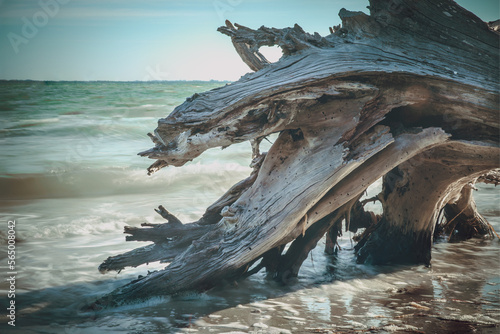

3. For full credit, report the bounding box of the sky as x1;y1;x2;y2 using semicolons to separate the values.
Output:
0;0;498;81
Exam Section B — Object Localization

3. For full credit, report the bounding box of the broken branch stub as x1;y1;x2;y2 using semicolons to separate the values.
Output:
93;0;499;308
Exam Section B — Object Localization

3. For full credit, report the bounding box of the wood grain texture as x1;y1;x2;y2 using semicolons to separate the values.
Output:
91;0;499;308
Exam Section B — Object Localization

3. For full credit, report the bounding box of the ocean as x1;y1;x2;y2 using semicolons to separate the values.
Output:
0;81;499;333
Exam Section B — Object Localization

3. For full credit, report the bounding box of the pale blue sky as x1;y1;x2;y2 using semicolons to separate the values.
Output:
0;0;498;81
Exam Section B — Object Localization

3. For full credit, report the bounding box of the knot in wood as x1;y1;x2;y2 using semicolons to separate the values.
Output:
221;205;237;217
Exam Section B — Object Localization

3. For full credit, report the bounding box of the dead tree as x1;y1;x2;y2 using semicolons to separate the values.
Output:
91;0;499;308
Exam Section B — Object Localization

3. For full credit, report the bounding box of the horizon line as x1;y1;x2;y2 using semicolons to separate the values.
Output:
0;79;232;83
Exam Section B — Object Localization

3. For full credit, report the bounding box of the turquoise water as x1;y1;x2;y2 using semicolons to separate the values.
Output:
0;81;498;333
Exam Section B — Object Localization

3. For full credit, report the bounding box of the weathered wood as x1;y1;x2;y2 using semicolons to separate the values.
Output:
153;205;182;225
438;182;493;242
98;157;263;273
478;169;500;186
274;209;344;283
92;0;499;308
219;20;271;71
99;244;167;274
356;141;499;265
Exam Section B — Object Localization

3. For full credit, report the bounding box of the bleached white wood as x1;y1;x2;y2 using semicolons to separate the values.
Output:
91;0;499;308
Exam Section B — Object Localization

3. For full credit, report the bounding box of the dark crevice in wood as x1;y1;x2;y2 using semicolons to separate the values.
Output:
273;211;342;283
435;184;493;242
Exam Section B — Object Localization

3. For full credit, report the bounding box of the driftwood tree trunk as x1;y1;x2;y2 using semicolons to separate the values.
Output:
91;0;499;308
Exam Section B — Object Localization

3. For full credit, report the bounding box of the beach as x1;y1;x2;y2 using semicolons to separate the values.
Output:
0;80;498;333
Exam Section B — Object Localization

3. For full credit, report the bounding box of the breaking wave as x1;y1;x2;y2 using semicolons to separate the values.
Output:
0;162;251;200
